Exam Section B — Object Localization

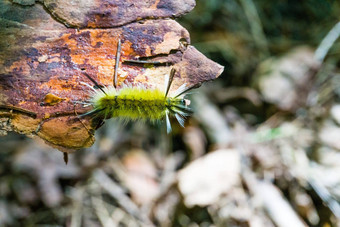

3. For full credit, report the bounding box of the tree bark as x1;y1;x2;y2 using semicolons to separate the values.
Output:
0;0;223;151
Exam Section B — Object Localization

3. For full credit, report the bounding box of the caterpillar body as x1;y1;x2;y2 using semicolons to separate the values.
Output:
80;40;193;133
82;69;192;133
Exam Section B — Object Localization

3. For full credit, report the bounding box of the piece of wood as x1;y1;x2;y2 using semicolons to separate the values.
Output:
42;0;196;28
0;0;224;151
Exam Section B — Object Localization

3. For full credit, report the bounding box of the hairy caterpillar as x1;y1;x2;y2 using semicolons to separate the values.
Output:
80;40;195;133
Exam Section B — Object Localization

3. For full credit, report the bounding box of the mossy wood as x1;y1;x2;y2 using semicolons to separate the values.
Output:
0;0;224;151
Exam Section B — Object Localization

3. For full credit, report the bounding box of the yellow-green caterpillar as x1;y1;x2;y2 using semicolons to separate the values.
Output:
80;40;194;133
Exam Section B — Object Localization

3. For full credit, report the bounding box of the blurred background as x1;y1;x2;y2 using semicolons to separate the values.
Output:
2;0;340;226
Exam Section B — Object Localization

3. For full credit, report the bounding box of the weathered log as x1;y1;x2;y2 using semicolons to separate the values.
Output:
0;0;223;151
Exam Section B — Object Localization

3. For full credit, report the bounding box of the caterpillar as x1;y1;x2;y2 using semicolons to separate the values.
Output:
79;39;195;133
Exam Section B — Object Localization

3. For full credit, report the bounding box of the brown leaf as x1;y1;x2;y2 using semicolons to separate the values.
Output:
178;149;241;207
120;150;159;205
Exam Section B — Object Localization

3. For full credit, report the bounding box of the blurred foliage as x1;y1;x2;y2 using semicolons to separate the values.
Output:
180;0;340;85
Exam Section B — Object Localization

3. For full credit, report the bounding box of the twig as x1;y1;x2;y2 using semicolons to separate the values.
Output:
93;170;153;225
91;196;117;227
70;188;84;227
308;163;340;218
315;21;340;62
243;170;307;227
192;93;232;146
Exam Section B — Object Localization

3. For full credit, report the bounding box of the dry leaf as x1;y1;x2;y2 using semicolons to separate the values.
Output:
177;149;240;207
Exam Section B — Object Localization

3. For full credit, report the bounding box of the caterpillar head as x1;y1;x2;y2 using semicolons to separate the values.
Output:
163;70;196;133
